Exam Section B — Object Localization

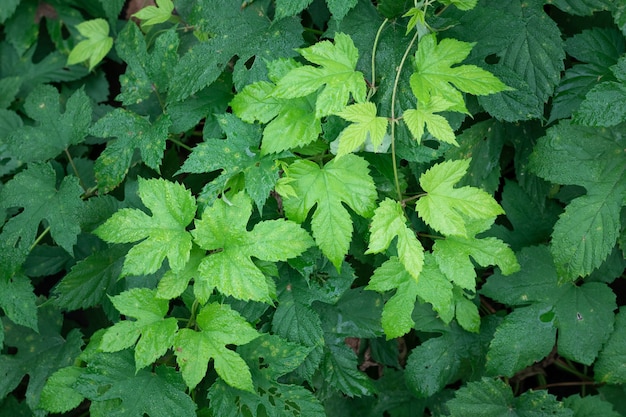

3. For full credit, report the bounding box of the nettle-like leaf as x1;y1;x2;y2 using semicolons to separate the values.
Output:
410;33;511;113
445;0;565;121
274;0;357;20
334;102;389;156
0;304;84;414
94;177;196;276
595;306;626;383
90;110;172;192
99;288;178;371
414;159;504;237
67;18;113;71
0;273;37;337
403;95;458;145
231;60;322;154
208;334;325;417
482;246;617;373
132;0;174;28
366;255;454;338
178;113;281;211
366;198;424;281
191;192;314;303
273;32;367;117
0;162;84;254
174;302;260;392
73;350;197;417
278;154;377;269
574;57;626;126
5;85;91;162
530;121;626;280
167;0;303;103
446;378;572;417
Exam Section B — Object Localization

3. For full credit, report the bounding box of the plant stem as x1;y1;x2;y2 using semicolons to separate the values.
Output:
65;148;88;191
29;226;51;251
390;29;420;201
368;18;388;100
169;135;193;151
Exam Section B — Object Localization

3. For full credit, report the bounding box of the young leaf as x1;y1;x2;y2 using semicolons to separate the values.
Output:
414;159;504;237
90;110;172;192
100;288;178;371
67;18;113;71
273;33;367;117
403;95;458;145
335;102;389;157
366;255;454;338
174;302;260;391
5;85;91;163
191;192;314;303
231;76;321;154
178;113;281;211
94;178;196;276
74;350;197;417
530;121;626;280
366;198;425;282
0;162;85;254
132;0;174;28
410;34;511;113
278;154;377;269
446;378;571;417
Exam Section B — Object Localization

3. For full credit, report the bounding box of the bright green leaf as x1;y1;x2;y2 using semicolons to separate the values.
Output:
94;178;196;276
40;366;85;414
411;34;511;113
132;0;174;28
100;288;178;371
279;154;377;269
67;18;113;71
414;159;504;237
366;198;424;281
273;33;367;117
192;192;313;303
174;302;260;391
335;102;389;156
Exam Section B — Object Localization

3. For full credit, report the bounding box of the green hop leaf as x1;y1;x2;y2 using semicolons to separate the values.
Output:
273;33;367;117
191;192;314;303
414;159;504;237
67;18;113;71
94;178;196;276
335;102;389;157
99;288;178;371
403;95;459;144
132;0;175;28
278;154;377;269
174;302;260;391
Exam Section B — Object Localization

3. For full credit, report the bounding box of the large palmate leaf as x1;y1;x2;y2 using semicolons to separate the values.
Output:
530;121;626;280
73;350;197;417
272;32;367;117
0;163;84;254
174;303;260;391
90;110;172;192
99;288;178;371
94;178;196;276
191;192;314;303
5;85;91;163
278;154;377;269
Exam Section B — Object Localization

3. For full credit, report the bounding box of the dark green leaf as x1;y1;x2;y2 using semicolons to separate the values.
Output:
595;306;626;383
562;394;621;417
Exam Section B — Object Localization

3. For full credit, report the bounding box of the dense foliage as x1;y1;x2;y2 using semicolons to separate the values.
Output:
1;0;626;415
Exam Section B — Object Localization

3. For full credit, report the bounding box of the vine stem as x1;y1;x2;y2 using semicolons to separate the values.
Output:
368;18;388;100
390;29;420;202
65;148;88;191
169;135;193;151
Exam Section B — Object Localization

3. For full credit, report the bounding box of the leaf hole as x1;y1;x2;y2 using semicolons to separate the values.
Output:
484;54;500;65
